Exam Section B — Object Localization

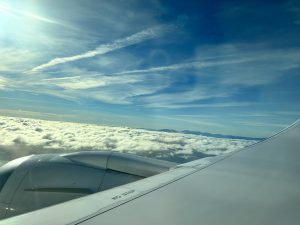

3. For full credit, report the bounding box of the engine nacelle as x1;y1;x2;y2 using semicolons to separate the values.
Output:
0;151;176;219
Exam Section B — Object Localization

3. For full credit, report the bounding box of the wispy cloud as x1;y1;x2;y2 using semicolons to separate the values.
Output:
34;72;170;104
0;76;7;90
231;120;288;128
44;75;139;90
0;3;60;24
31;25;171;72
6;44;300;110
146;102;255;109
156;115;223;127
0;48;39;73
76;75;169;104
115;58;255;75
42;76;82;81
139;85;232;109
0;109;76;120
107;47;300;88
195;44;300;86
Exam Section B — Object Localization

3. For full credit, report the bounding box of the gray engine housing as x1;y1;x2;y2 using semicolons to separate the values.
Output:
0;151;176;219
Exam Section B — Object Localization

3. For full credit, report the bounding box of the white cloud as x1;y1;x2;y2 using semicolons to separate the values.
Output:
0;76;8;90
0;116;256;164
35;71;171;104
31;25;171;72
0;48;39;72
53;78;106;90
44;75;140;90
83;77;169;104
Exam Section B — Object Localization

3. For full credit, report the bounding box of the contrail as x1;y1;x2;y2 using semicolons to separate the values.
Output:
31;25;171;72
114;58;256;75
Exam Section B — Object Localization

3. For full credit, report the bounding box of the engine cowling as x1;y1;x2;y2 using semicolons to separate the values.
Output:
0;151;176;219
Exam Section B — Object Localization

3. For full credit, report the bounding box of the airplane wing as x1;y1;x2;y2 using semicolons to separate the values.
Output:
1;120;299;225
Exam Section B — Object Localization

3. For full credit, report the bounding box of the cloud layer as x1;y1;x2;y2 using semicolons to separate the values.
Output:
0;116;256;165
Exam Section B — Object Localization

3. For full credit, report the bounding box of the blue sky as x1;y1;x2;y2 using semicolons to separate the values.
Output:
0;0;299;137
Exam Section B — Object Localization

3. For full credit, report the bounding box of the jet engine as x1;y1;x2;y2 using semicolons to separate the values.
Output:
0;151;176;219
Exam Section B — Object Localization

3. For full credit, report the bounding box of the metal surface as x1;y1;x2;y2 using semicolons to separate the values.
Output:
62;151;177;176
107;152;177;177
0;120;299;225
62;152;111;170
0;151;176;220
